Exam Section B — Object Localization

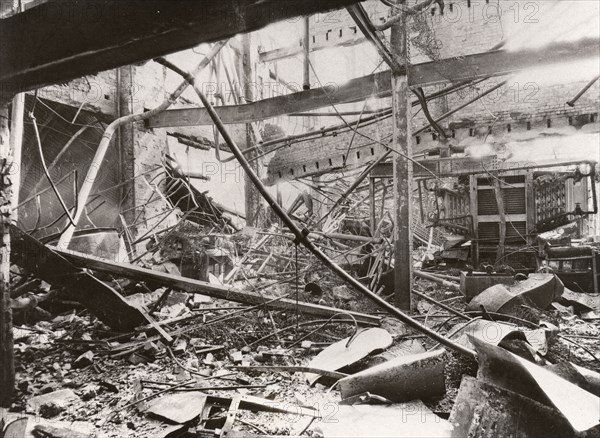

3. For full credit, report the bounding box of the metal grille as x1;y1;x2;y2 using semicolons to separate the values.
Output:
478;221;527;243
534;179;568;223
477;188;526;215
477;175;525;186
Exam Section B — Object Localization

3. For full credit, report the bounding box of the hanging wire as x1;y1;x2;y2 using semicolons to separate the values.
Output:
34;95;104;131
28;110;76;227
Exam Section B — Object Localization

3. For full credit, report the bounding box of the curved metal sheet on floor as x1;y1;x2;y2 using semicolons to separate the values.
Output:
471;336;600;432
305;328;393;385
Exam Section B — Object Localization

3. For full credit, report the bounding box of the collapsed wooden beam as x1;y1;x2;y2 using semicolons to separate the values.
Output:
146;38;599;128
10;225;148;332
52;247;381;325
0;0;360;94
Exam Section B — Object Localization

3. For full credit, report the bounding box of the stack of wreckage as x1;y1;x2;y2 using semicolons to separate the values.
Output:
1;0;600;437
3;158;600;438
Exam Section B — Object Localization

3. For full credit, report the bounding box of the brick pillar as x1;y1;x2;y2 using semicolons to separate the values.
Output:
391;6;413;311
240;34;262;227
120;63;177;250
0;102;14;406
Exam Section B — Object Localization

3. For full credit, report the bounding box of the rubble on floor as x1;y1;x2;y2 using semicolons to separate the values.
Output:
4;223;600;438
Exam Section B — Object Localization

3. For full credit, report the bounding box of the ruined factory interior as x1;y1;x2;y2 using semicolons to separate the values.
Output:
0;1;600;437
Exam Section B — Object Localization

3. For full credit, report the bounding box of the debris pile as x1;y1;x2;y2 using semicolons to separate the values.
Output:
3;216;600;438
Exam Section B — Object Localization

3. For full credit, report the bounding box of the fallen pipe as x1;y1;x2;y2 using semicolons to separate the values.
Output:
414;79;508;136
57;40;228;249
414;270;460;291
158;58;476;359
566;74;600;107
411;289;471;321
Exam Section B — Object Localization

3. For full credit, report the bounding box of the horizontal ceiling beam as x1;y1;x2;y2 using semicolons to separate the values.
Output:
147;70;392;128
147;37;599;128
371;157;596;179
371;157;500;179
0;0;359;95
410;37;599;87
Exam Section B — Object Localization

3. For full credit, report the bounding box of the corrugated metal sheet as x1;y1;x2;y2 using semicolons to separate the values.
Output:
477;176;525;186
477;188;526;216
478;221;527;243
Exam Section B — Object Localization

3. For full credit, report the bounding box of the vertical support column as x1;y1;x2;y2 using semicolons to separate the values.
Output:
9;94;24;220
240;34;261;227
303;16;311;90
118;66;136;230
493;177;506;264
312;175;325;221
596;180;600;240
369;177;377;235
469;175;479;268
391;6;412;310
592;251;598;294
525;171;535;247
117;65;138;257
0;102;14;406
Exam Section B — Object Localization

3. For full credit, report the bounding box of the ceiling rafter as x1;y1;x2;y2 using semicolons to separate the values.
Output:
0;0;361;96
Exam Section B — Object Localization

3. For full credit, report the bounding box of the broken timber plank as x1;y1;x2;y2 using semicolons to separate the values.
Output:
10;225;148;332
52;247;381;324
143;312;174;345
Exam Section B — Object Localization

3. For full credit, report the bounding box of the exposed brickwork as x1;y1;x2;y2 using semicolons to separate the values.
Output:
124;62;177;245
266;0;600;184
36;70;118;118
267;74;600;183
28;0;599;224
32;61;175;245
299;0;505;62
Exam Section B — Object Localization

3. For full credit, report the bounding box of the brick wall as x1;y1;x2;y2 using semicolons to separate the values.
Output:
121;62;178;246
266;77;599;184
265;0;600;184
35;70;118;118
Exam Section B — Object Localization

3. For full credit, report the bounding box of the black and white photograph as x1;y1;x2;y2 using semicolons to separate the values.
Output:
0;1;599;436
